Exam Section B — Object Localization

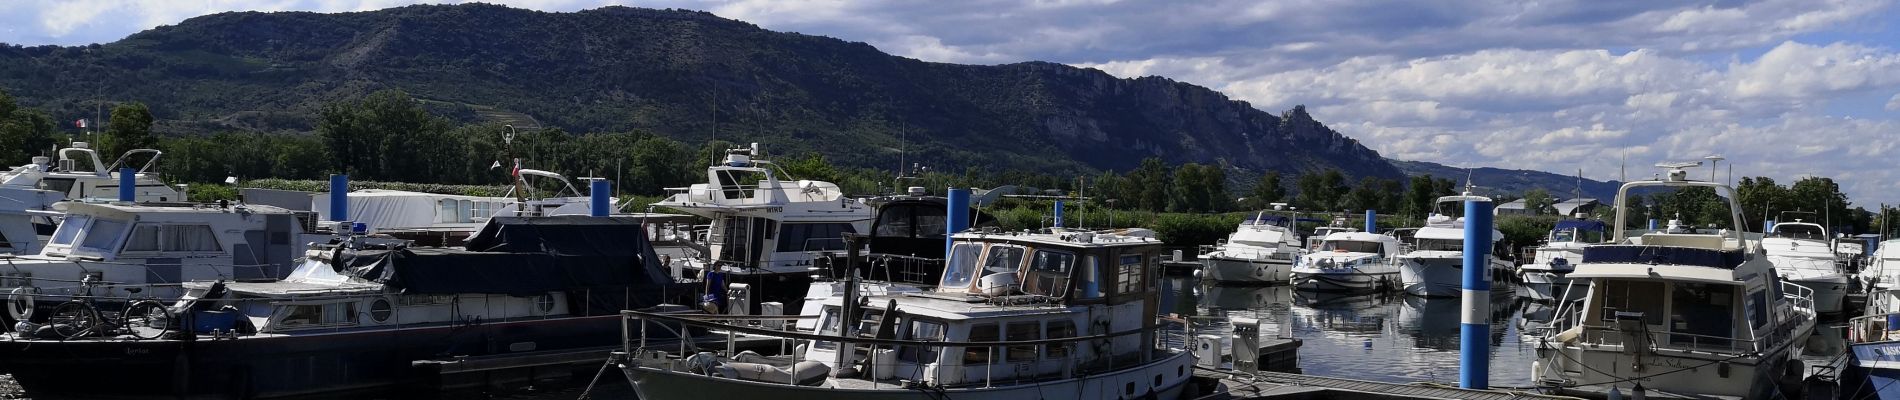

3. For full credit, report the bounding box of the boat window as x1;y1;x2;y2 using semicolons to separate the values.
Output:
40;178;75;195
1414;238;1463;251
916;211;947;239
1598;280;1665;325
1006;321;1041;361
78;219;127;252
1669;283;1736;346
438;199;457;223
1024;250;1074;297
280;302;358;327
1072;255;1104;300
941;243;982;288
162;225;221;252
1116;254;1146;294
985;246;1025;274
717;216;754;263
1746;290;1768;329
1552;230;1575;243
457;200;473;222
898;319;945;363
1046;320;1076;359
715;169;764;199
49;215;89;246
1321;240;1383;255
815;307;842;350
124;225;160;252
777;222;854;252
964;323;999;364
1771;224;1826;240
875;206;915;238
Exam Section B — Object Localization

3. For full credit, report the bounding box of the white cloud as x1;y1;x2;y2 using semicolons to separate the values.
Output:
1888;94;1900;111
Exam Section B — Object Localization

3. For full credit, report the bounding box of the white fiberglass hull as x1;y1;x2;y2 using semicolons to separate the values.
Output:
1201;256;1292;285
1399;255;1512;298
1290;269;1397;293
1517;268;1579;303
1785;274;1849;315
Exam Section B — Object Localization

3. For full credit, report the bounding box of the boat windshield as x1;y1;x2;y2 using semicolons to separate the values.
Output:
940;243;983;288
1415;238;1464;251
1771;224;1826;240
1551;229;1604;243
1322;240;1383;255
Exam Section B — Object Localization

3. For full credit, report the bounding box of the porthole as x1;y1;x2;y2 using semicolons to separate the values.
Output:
370;298;392;323
536;294;556;313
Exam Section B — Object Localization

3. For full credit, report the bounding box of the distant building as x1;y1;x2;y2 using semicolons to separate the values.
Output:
1496;199;1538;216
1553;198;1601;218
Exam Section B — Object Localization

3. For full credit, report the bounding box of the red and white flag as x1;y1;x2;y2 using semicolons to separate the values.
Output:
73;119;87;129
511;158;521;177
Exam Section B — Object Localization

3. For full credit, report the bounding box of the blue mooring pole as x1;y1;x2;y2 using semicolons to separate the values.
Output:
1764;219;1776;233
1647;219;1658;231
1460;198;1494;389
589;179;611;217
946;188;971;255
117;168;135;202
1053;200;1065;228
1365;209;1377;233
329;174;349;222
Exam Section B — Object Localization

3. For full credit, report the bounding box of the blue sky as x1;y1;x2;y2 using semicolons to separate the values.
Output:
3;0;1898;205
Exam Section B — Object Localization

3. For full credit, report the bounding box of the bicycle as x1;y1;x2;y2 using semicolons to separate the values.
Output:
35;275;174;340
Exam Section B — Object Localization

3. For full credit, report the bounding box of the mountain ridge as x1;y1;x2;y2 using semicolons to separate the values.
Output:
0;3;1402;180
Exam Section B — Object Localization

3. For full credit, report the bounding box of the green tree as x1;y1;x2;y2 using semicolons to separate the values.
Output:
1092;170;1128;209
1293;169;1347;211
780;152;841;183
1342;177;1392;213
0;89;57;164
103;102;159;158
1128;158;1171;212
317;89;452;180
1243;171;1286;210
1522;188;1554;216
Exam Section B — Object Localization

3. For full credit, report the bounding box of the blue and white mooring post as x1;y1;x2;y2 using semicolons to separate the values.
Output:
1460;198;1494;389
117;167;135;202
1053;200;1065;228
1364;209;1376;232
329;174;349;222
589;179;611;217
946;188;971;255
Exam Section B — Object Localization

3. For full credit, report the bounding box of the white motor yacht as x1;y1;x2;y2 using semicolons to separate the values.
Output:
0;142;181;202
1290;231;1402;293
1397;194;1511;298
1200;212;1304;285
1760;217;1850;315
1859;239;1900;315
618;228;1196;400
1518;219;1607;302
656;144;874;314
1531;163;1816;399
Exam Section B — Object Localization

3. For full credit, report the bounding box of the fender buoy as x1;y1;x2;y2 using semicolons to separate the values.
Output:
7;287;34;321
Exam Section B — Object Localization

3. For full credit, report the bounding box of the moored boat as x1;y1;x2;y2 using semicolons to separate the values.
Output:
1397;194;1511;298
1200;211;1304;285
1518;219;1606;302
1290;231;1402;293
617;228;1197;400
1760;216;1850;315
1531;163;1817;399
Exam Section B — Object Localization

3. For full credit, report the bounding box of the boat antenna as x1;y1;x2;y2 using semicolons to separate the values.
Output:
1574;168;1584;200
504;125;526;215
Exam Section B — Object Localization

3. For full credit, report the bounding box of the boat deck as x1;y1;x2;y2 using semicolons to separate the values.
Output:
1193;369;1575;400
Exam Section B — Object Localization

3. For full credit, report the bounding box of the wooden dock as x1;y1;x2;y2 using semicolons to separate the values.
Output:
1190;369;1577;400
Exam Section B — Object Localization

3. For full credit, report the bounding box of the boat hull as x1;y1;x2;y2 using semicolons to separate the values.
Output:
622;350;1194;400
1400;256;1511;297
1534;341;1802;400
1201;256;1292;285
1290;270;1396;293
1845;340;1900;400
1517;270;1578;303
0;314;636;398
1786;275;1849;315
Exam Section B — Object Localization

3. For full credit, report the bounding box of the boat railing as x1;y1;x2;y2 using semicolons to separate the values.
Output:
1782;281;1817;314
1848;312;1900;344
619;310;1192;388
1574;324;1762;355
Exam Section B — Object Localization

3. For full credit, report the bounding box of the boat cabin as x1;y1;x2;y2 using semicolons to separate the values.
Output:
1549;220;1607;244
29;143;181;202
657;144;872;273
802;230;1166;386
0;201;308;304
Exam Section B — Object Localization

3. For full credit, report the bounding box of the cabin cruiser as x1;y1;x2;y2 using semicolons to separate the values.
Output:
617;228;1197;400
0;142;181;202
0;215;693;398
1199;212;1304;285
1760;218;1850;315
1518;219;1606;302
1531;164;1816;399
657;144;873;315
0;200;307;327
1397;195;1511;298
1843;239;1900;399
1861;239;1900;316
1289;231;1402;293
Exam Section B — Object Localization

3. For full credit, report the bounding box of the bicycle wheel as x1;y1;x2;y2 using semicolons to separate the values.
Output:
121;300;173;340
48;301;102;339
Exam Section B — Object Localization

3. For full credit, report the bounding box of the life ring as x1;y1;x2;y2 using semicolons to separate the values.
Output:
6;287;34;321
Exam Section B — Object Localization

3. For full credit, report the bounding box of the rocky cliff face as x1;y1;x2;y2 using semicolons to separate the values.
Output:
0;4;1404;180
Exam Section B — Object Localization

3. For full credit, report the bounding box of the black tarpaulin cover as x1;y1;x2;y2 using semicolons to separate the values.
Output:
334;216;672;295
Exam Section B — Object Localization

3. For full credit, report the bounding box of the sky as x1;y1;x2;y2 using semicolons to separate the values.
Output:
3;0;1899;205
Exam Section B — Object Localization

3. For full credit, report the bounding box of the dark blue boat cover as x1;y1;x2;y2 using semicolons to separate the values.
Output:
1581;244;1745;269
334;216;673;295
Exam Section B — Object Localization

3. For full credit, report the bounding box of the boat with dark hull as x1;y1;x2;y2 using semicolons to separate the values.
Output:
0;215;694;398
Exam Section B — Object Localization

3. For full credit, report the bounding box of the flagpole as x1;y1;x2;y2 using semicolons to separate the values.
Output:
505;125;526;215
